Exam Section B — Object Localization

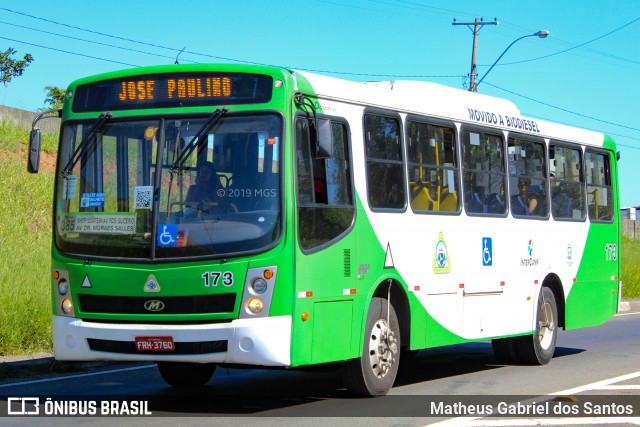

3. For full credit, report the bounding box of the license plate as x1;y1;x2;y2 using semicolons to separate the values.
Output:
134;336;175;352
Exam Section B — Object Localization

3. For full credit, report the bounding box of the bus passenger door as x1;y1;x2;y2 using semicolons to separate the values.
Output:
292;116;358;365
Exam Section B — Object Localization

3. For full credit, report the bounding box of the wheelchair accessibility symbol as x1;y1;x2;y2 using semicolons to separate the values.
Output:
157;224;178;247
483;237;493;266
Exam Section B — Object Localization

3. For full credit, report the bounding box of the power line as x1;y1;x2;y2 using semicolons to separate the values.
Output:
0;30;463;79
311;0;453;19
0;8;464;79
483;16;640;67
0;20;185;63
0;7;182;54
0;7;281;68
5;5;635;80
483;81;640;133
0;35;139;67
381;0;467;16
524;112;640;145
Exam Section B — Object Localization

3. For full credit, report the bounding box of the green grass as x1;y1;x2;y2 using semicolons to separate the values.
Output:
0;119;638;357
621;236;640;299
0;121;56;355
0;120;58;153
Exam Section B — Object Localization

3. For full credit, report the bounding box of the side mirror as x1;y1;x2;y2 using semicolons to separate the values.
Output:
27;128;42;174
26;110;61;174
315;119;333;159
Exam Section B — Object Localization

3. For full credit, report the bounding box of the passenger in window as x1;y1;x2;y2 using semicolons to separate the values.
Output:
313;162;328;204
186;161;223;204
512;177;541;216
314;178;328;204
550;173;571;218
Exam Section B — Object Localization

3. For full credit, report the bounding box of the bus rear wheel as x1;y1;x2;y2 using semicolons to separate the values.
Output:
516;286;558;365
341;297;401;396
157;362;216;387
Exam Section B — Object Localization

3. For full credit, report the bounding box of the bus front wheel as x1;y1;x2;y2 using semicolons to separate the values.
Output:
341;297;401;396
157;362;216;387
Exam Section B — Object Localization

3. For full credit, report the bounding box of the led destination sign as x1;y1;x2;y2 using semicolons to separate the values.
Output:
72;73;273;112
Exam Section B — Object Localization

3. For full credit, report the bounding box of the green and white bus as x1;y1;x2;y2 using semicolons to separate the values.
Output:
28;64;621;396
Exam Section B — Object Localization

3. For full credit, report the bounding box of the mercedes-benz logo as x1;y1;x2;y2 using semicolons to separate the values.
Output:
144;300;165;312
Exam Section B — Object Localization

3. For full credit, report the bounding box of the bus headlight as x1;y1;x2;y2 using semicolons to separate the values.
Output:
251;278;268;294
246;298;264;314
58;279;69;296
61;298;73;314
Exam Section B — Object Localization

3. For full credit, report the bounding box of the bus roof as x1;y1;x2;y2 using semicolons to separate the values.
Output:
293;69;607;148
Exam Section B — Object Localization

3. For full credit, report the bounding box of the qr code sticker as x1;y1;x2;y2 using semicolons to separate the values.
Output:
134;186;154;210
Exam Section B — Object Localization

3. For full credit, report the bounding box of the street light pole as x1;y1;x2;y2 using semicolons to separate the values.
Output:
474;30;550;91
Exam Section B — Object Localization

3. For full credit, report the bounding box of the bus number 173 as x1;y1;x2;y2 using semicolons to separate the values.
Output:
605;244;617;261
201;271;234;287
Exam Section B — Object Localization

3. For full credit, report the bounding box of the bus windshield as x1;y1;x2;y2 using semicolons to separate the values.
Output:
54;113;282;260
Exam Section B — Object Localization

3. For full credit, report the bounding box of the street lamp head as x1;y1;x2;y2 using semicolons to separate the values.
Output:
473;28;550;91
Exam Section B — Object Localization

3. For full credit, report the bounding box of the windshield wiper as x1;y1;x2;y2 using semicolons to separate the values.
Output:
61;112;112;177
171;107;228;172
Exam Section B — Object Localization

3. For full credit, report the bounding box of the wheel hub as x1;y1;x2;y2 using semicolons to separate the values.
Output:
368;318;398;378
538;302;555;349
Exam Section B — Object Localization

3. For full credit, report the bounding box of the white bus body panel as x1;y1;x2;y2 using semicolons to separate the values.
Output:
295;71;604;340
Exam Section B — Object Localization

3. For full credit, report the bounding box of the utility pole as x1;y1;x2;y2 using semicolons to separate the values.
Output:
452;18;498;92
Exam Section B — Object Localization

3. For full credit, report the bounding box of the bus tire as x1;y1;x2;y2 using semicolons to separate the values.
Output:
516;286;558;365
491;337;520;364
341;297;400;396
157;362;216;387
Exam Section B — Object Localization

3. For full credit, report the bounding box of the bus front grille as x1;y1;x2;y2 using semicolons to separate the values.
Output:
78;293;236;315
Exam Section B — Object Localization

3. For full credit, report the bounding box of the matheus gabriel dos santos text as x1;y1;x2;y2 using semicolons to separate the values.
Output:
430;400;635;417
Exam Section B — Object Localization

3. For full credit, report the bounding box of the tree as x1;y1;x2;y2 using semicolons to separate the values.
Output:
0;48;33;86
42;85;66;112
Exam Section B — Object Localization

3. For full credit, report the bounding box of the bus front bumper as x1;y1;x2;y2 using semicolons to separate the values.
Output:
52;315;292;366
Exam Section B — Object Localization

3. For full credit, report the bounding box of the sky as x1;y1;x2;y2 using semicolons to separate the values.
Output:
1;0;639;207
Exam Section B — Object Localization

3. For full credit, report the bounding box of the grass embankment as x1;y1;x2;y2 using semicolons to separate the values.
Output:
621;236;640;298
0;119;639;356
0;121;57;355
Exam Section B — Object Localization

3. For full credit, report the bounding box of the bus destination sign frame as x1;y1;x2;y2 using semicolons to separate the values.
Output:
71;72;273;112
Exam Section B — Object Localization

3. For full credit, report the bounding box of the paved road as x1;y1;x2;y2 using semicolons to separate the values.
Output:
1;311;639;426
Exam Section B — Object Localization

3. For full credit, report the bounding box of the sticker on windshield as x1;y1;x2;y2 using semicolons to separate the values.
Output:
80;192;105;208
62;175;77;200
157;224;178;247
60;213;136;235
134;186;154;210
144;126;157;141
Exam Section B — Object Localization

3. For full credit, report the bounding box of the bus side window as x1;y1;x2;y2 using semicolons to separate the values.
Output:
507;136;548;218
295;116;354;251
364;113;406;210
407;120;460;213
550;143;585;220
462;130;507;215
585;149;613;221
